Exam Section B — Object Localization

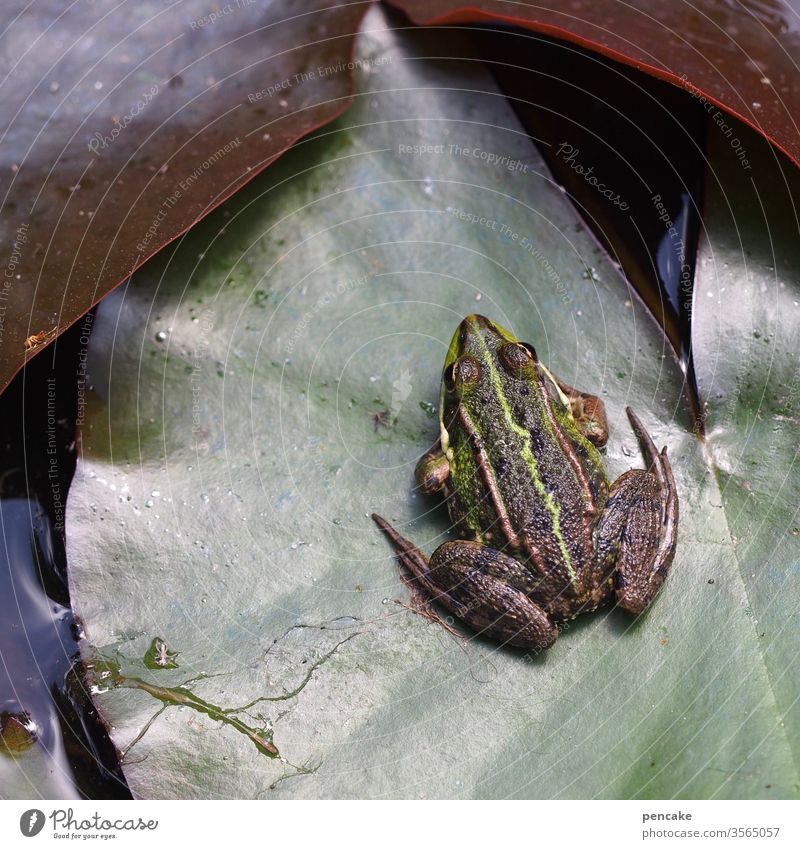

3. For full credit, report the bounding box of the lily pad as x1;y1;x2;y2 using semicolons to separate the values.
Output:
390;0;800;169
693;123;800;775
65;7;798;798
0;0;367;395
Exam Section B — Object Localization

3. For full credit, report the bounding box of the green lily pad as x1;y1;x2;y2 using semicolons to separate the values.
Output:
692;123;800;779
64;7;798;798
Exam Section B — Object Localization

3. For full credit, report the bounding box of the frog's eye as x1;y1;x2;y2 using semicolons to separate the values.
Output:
500;343;535;375
444;356;481;394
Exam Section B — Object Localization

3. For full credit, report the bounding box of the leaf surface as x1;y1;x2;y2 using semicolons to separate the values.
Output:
0;0;367;394
64;7;799;799
389;0;800;168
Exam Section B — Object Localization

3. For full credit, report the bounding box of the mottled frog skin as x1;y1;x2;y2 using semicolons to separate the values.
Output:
373;315;678;650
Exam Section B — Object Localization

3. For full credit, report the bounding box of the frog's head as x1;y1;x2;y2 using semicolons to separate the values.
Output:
442;314;538;401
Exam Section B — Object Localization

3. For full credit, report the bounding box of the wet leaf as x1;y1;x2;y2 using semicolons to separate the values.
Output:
389;0;800;168
0;0;368;395
692;122;800;776
63;8;798;798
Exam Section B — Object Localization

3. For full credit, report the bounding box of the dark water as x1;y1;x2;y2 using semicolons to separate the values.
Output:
0;314;130;798
474;26;706;418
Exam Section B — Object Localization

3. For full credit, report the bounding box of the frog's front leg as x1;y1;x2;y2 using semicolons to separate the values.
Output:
593;408;679;615
553;375;609;446
414;441;450;493
372;514;558;649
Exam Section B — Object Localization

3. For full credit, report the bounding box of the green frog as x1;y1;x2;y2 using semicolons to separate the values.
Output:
373;314;678;650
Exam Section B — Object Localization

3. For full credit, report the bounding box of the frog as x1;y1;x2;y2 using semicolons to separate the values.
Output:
372;314;678;650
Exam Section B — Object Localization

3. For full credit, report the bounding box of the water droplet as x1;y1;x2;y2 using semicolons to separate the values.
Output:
145;499;154;508
155;330;167;342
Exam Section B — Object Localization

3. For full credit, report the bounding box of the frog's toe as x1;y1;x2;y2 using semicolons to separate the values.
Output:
599;437;678;616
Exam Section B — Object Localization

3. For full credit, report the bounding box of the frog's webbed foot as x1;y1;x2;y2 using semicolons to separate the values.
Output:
372;513;462;638
554;376;609;447
372;514;557;650
394;577;466;640
594;408;678;615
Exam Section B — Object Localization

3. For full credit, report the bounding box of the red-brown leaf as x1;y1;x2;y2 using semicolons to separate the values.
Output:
0;0;369;394
389;0;800;166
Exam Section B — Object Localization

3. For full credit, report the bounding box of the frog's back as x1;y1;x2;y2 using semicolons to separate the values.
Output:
441;335;607;595
440;314;613;593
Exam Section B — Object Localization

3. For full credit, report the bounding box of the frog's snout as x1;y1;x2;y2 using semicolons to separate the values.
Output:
460;314;493;333
448;315;519;365
455;314;495;350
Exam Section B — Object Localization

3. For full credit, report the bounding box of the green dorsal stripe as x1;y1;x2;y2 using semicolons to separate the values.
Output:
472;324;577;585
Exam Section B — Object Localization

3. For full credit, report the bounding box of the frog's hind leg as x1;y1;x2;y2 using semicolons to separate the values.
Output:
594;408;678;615
372;514;557;650
553;376;609;446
